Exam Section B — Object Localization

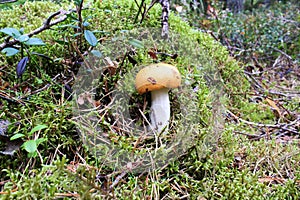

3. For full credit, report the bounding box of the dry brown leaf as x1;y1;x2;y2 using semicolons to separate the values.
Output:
201;19;212;28
265;98;281;117
77;94;85;105
93;100;101;107
148;51;158;60
86;93;94;104
175;5;183;13
258;176;286;184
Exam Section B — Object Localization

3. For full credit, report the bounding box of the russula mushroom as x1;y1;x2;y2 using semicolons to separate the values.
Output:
135;63;181;134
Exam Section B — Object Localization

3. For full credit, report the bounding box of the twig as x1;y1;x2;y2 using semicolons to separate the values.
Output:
76;0;85;50
70;41;91;69
234;131;261;138
140;0;159;24
0;73;63;105
109;171;127;190
108;161;144;191
0;9;75;51
20;73;61;98
0;180;9;186
228;110;299;136
134;0;146;23
0;91;25;105
244;71;300;98
0;0;17;3
55;193;80;198
253;156;266;174
271;47;292;60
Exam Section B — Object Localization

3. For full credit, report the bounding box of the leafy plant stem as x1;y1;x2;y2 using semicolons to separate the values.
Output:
20;42;24;58
76;0;84;51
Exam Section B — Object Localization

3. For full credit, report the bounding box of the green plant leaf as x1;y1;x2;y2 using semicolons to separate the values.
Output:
19;28;24;34
24;38;45;46
18;35;29;42
0;27;21;38
83;16;92;27
54;39;69;45
31;52;52;60
73;33;82;37
27;152;38;158
129;39;144;49
36;137;47;145
28;124;48;136
73;0;82;6
35;77;43;84
1;47;19;56
10;133;25;140
91;50;102;58
23;140;37;153
84;30;98;47
83;21;90;27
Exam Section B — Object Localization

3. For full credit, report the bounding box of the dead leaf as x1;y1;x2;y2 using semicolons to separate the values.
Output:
201;19;212;28
77;94;85;105
265;98;281;118
207;4;218;18
93;100;101;107
66;161;79;173
86;93;94;104
148;51;158;60
175;5;183;13
258;176;286;184
103;57;114;67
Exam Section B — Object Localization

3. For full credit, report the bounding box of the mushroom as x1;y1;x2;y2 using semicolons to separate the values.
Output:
135;63;181;134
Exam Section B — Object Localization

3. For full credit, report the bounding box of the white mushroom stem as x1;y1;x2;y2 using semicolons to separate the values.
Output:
150;88;170;134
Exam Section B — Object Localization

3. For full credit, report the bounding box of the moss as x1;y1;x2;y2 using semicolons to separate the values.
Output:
0;1;72;33
0;0;249;97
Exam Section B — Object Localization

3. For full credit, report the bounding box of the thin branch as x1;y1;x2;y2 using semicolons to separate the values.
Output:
227;110;300;135
76;0;84;49
271;47;292;60
0;0;17;3
0;9;74;51
140;0;159;23
0;91;25;105
55;193;80;198
109;171;127;190
244;71;300;98
134;0;146;23
19;74;61;99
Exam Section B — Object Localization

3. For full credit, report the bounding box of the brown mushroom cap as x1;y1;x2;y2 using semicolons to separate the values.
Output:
135;63;181;94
